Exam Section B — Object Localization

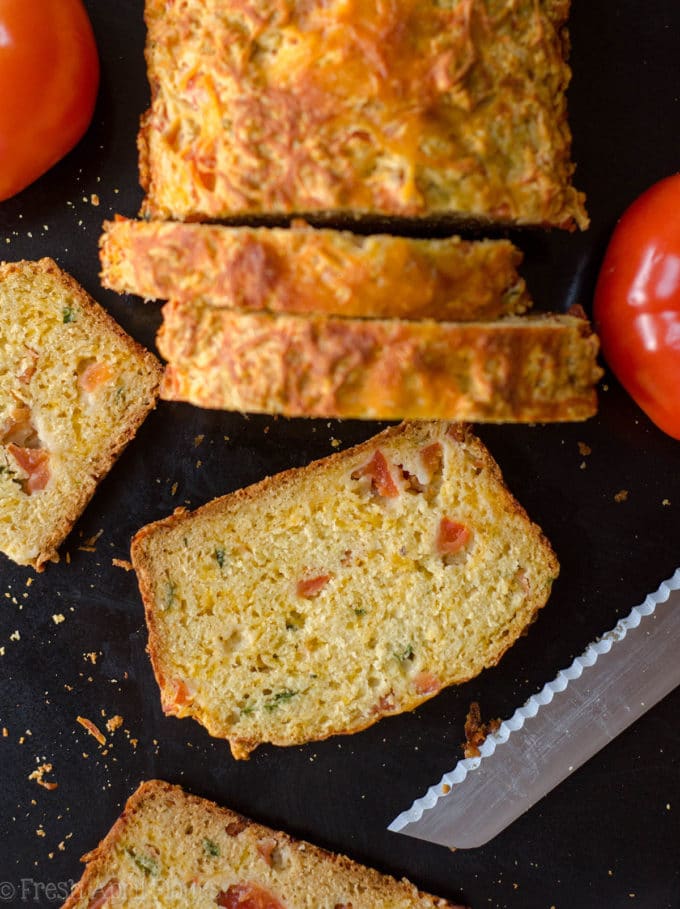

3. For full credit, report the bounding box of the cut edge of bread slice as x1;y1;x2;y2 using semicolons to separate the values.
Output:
0;258;162;569
99;216;531;322
157;305;602;423
62;779;467;908
132;422;559;759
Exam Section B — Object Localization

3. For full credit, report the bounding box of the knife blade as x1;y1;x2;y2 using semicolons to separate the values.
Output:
388;568;680;849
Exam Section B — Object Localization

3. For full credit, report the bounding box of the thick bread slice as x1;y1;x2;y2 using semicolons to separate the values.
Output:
139;0;587;228
0;259;162;569
157;306;602;422
100;217;531;321
131;422;559;759
62;780;466;908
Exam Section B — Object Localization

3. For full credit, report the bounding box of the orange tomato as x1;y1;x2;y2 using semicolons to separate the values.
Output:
0;0;99;201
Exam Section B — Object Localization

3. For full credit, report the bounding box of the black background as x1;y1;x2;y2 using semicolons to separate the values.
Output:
1;2;679;907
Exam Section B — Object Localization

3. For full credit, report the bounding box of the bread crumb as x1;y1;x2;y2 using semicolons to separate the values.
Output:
2;727;7;737
90;193;100;206
52;614;65;625
662;499;671;506
36;827;46;838
577;441;592;456
28;763;58;791
105;715;123;733
84;652;99;664
171;481;179;496
330;437;341;448
463;702;500;758
614;489;629;503
9;630;20;641
112;558;133;571
76;716;106;746
194;434;205;447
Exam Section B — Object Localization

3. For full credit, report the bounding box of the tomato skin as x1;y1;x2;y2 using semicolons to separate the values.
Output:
594;174;680;440
0;0;99;201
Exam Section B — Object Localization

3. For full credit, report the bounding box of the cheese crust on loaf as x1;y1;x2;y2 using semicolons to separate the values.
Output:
63;780;465;908
100;217;531;321
157;307;602;422
0;259;162;569
132;422;559;759
139;0;587;227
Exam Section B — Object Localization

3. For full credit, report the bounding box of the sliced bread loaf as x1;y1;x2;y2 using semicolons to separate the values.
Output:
63;780;466;908
139;0;587;228
131;422;559;759
157;305;602;422
0;259;162;569
100;217;531;321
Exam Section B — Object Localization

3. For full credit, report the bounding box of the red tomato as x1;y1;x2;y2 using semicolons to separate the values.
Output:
0;0;99;201
594;174;680;439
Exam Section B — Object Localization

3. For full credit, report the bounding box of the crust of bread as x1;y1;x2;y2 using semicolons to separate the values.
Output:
0;258;162;569
132;422;559;759
138;0;587;228
62;780;466;908
100;217;530;321
156;305;601;423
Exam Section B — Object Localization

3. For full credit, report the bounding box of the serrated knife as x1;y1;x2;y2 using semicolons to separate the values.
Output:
388;569;680;849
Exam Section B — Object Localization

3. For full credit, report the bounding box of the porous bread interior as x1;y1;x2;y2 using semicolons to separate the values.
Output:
0;259;161;568
63;780;461;908
133;423;558;758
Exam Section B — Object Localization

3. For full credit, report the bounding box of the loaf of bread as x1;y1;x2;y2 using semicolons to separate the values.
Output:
100;217;531;321
131;422;559;759
157;305;601;422
0;259;162;569
139;0;587;228
63;780;466;908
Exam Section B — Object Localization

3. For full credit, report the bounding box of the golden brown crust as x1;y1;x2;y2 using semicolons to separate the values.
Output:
139;0;587;228
100;217;530;321
0;258;162;569
63;780;467;908
157;305;602;423
132;422;559;758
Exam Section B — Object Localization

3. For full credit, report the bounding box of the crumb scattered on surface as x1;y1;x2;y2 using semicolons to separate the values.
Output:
662;499;671;507
194;434;205;447
112;558;133;571
9;630;20;641
463;702;501;759
90;193;100;206
578;441;592;457
105;715;123;733
28;763;58;791
84;652;99;665
51;614;65;625
76;716;106;746
614;489;629;503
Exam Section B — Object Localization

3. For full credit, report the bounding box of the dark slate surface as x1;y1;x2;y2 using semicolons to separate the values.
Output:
0;2;679;907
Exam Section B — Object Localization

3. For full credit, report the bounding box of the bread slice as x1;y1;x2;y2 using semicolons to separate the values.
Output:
0;259;162;569
157;305;602;422
63;780;466;908
100;217;531;321
131;422;559;759
139;0;587;228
